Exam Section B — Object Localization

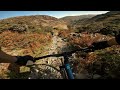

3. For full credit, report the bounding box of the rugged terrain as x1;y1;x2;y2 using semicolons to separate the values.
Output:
72;11;120;36
0;11;120;79
0;15;68;34
60;15;96;25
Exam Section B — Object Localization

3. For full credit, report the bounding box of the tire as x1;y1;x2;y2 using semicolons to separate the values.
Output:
28;64;63;79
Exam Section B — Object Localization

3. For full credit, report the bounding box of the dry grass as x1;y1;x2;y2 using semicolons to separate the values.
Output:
0;31;52;50
0;31;53;79
68;33;113;48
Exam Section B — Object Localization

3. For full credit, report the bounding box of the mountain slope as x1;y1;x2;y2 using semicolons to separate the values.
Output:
60;15;96;25
88;11;120;22
73;11;120;35
0;15;68;33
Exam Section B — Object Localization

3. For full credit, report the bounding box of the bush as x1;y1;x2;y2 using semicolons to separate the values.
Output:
86;49;120;79
99;25;120;36
8;24;28;33
0;31;52;51
42;26;53;33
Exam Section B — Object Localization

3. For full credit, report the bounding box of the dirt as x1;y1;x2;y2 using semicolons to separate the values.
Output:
28;31;70;79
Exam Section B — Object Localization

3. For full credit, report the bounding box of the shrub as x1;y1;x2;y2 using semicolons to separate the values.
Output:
8;24;28;33
86;47;120;79
0;31;52;51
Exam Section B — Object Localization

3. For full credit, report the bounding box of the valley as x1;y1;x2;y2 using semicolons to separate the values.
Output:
0;11;120;79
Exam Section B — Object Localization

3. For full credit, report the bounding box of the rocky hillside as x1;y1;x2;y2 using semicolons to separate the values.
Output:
88;11;120;22
1;12;120;79
60;15;96;25
73;11;120;36
0;15;68;33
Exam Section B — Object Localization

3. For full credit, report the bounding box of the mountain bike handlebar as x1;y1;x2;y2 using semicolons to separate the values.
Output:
34;46;94;61
31;46;94;79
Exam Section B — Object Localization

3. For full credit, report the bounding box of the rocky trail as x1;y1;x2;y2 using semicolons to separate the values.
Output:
29;31;70;79
0;31;71;79
1;32;107;79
